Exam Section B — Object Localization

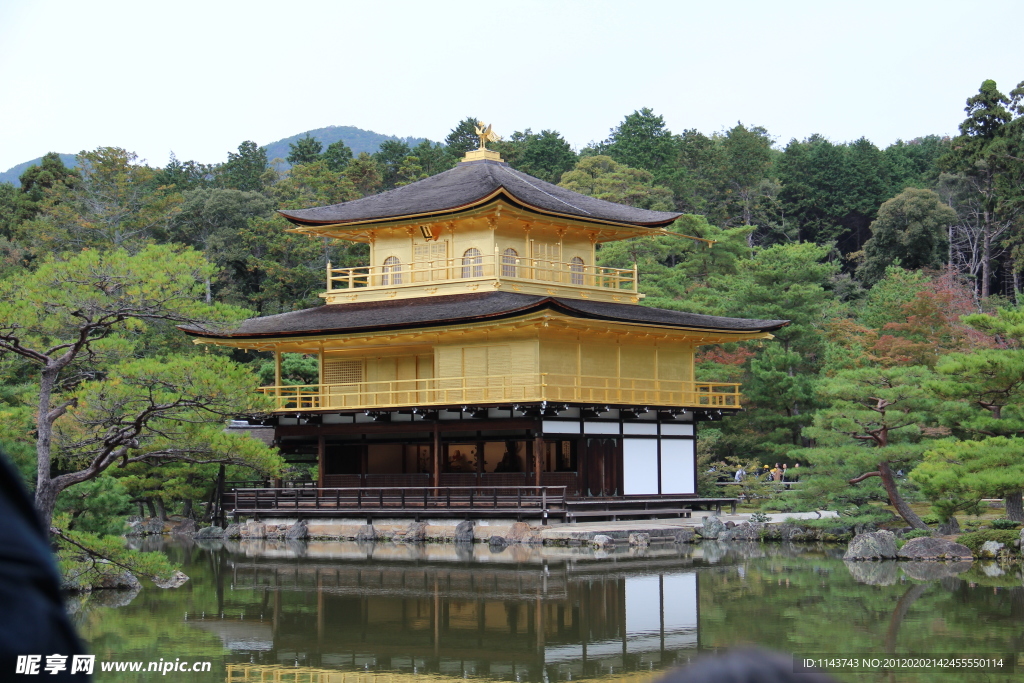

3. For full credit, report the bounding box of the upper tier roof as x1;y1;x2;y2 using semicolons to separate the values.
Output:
279;159;682;229
180;292;788;340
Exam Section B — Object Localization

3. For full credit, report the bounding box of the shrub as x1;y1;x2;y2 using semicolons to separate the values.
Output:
990;518;1021;530
749;512;770;523
957;530;1019;553
903;529;933;541
920;514;940;526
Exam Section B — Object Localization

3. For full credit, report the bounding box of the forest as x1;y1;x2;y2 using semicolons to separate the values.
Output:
1;77;1024;580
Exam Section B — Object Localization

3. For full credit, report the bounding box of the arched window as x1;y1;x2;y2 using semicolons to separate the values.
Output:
501;248;518;277
570;256;585;285
461;248;483;278
382;256;402;286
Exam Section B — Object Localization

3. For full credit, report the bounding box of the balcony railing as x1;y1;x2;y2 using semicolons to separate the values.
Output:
259;374;741;412
326;254;638;293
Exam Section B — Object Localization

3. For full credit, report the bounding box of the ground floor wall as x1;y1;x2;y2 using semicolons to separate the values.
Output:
270;406;699;498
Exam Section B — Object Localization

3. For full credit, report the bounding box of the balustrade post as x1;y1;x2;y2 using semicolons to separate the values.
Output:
326;261;332;291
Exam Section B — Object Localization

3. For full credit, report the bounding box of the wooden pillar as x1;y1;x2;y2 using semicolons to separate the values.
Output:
533;433;545;488
274;350;282;387
317;436;325;489
433;422;441;489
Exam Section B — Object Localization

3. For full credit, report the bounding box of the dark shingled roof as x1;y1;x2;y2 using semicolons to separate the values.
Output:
279;159;681;228
181;292;788;339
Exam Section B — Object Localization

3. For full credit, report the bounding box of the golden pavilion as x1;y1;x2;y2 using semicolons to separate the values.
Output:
183;136;786;516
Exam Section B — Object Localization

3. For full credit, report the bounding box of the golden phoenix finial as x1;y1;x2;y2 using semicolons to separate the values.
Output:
474;120;501;150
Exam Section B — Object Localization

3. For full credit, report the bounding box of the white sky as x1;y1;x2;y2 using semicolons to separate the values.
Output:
1;0;1022;172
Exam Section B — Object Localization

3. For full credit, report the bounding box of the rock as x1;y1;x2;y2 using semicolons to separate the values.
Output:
223;523;242;539
843;530;898;561
1019;527;1024;548
591;535;614;549
699;515;726;540
506;522;535;544
901;561;973;581
355;524;377;542
936;517;960;535
401;522;428;543
195;525;225;539
981;562;1005;577
979;540;1005;559
152;570;190;589
244;521;267;539
125;518;165;537
95;570;142;591
672;528;696;544
628;533;650;548
285;520;309;540
844;560;898;585
172;519;198;535
779;523;815;542
454;520;475;543
87;584;141;608
724;521;736;529
488;535;508;548
897;537;973;561
721;522;761;542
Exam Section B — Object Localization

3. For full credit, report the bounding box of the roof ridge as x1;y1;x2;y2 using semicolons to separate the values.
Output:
496;165;593;216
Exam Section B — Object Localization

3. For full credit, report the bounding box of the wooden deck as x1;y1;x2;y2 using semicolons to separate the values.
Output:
223;486;738;524
224;486;567;523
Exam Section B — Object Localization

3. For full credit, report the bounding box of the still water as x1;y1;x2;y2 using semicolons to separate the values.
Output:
69;538;1023;683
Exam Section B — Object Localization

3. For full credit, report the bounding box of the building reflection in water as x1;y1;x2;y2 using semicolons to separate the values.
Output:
191;541;700;682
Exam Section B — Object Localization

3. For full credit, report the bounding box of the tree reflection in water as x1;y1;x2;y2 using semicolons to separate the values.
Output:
67;538;1024;683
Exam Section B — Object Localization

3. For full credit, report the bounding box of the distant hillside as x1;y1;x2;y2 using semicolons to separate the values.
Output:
263;126;429;169
0;153;77;185
1;126;431;184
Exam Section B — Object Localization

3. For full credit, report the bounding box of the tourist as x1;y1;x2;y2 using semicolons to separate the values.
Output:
734;466;746;482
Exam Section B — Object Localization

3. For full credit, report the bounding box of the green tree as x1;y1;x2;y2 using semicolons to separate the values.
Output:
345;152;383;196
801;366;937;529
322;140;353;172
156;153;214;192
19;147;181;252
410;140;452;176
514;129;578;184
558;155;674;210
170;188;275;303
287;134;323;166
374;140;411;189
0;245;282;527
444;117;481;160
939;79;1018;298
719;123;776;230
913;437;1024;521
220;141;268;192
605;108;677;176
856;188;957;285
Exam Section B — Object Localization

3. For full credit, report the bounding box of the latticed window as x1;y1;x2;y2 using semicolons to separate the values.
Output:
413;240;447;281
570;256;585;285
501;248;518;277
461;248;483;278
322;359;363;386
382;256;403;286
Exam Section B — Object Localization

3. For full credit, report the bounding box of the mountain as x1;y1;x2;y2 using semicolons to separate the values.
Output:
262;125;429;168
0;126;432;184
0;153;77;186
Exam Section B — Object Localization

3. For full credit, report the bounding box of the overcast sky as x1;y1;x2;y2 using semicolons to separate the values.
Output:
1;0;1022;173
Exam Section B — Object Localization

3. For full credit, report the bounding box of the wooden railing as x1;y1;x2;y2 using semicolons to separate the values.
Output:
259;374;741;412
326;253;638;292
224;486;567;520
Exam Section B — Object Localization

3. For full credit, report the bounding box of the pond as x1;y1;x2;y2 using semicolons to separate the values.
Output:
69;538;1022;683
